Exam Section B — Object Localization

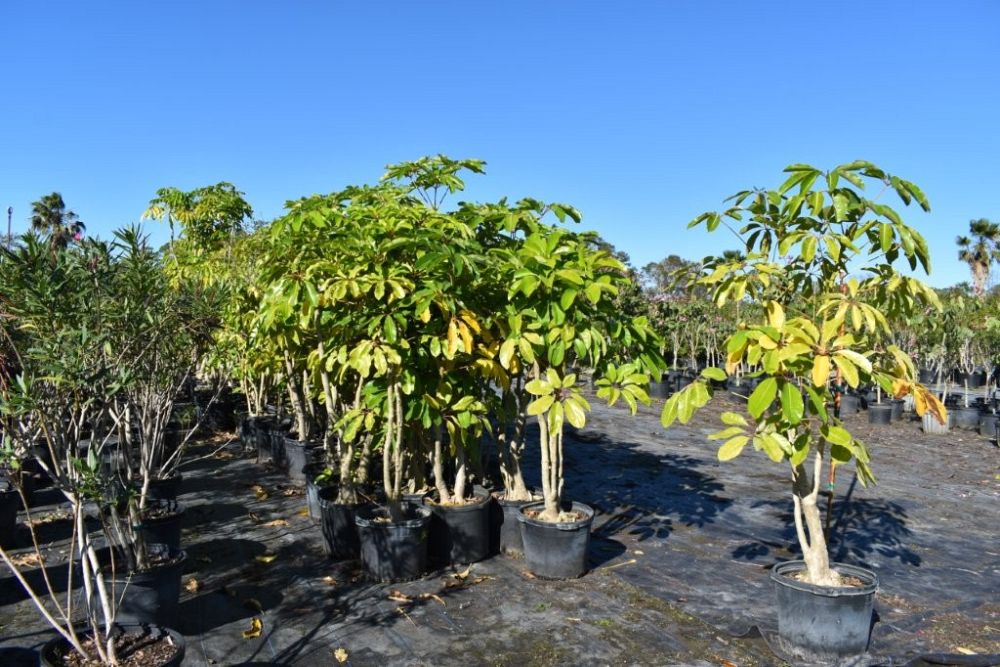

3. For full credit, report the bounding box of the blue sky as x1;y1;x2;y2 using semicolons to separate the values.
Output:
2;1;997;287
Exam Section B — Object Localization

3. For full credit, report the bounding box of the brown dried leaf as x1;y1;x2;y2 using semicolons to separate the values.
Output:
250;484;269;500
282;488;303;497
255;554;277;565
214;451;236;460
322;576;337;586
296;507;310;517
387;590;412;603
470;576;494;585
452;566;472;581
417;593;445;605
262;519;289;528
333;648;349;664
241;617;263;639
10;553;44;567
521;570;537;580
184;578;200;593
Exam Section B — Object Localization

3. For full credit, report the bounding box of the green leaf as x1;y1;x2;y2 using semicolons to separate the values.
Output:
720;411;748;426
830;444;853;463
779;382;804;425
831;355;859;388
564;397;587;428
879;222;893;253
717;435;749;461
525;379;553;396
660;393;680;427
757;434;786;462
747;377;778;419
709;426;745;441
823;424;852;447
700;367;727;382
526;394;555;416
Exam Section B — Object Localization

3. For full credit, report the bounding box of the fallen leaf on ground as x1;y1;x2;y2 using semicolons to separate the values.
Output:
452;566;472;581
296;507;310;517
633;550;644;555
250;484;269;500
322;576;337;586
241;617;263;639
262;519;289;527
388;590;413;603
418;593;445;605
282;488;303;497
255;554;277;564
184;578;200;593
955;648;977;655
10;553;44;567
333;648;349;664
470;576;494;585
521;570;537;580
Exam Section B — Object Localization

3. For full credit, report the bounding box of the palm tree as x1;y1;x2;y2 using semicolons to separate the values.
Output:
956;218;1000;297
30;192;85;249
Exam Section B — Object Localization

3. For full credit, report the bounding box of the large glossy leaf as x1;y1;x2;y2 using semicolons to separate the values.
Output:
748;377;778;419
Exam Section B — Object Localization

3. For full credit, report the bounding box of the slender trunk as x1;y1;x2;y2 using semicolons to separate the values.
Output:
453;436;468;501
432;425;450;504
791;446;840;586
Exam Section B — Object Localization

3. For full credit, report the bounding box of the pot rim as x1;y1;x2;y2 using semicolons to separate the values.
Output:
354;502;431;529
423;487;490;513
493;489;543;506
517;500;595;531
770;560;878;597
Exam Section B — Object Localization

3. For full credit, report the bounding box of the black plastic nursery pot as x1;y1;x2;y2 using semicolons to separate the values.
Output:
771;560;878;661
283;437;319;485
304;462;335;520
254;417;275;463
518;501;595;579
144;474;183;503
867;403;892;425
136;503;185;552
837;394;861;415
354;502;431;583
270;430;289;469
979;413;999;438
890;398;905;421
951;406;981;431
41;623;186;667
495;491;541;557
918;367;935;384
647;381;671;400
318;487;363;560
103;551;187;628
0;488;18;549
424;489;492;565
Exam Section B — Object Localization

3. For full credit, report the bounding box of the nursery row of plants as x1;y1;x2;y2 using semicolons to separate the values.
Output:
0;156;970;664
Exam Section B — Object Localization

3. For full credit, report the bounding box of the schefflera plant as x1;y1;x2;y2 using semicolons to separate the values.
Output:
662;160;947;586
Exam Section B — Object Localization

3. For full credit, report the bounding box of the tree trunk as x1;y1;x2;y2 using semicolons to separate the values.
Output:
791;449;840;586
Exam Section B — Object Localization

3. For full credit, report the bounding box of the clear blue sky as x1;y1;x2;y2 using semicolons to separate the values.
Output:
2;1;997;287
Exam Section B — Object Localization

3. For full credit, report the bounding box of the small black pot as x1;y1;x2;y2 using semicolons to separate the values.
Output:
918;367;935;384
771;560;878;661
890;399;905;421
951;406;981;431
968;370;987;389
254;417;275;463
518;501;594;579
41;623;186;667
136;503;185;552
269;430;289;468
354;503;431;583
318;487;363;560
494;491;540;557
867;403;892;425
0;488;18;549
424;489;492;565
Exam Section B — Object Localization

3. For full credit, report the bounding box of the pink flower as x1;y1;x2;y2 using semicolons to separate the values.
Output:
73;232;83;241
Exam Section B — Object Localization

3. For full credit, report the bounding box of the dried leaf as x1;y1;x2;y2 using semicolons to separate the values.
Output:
282;488;302;497
214;451;236;460
296;507;310;517
452;566;472;581
418;593;445;605
633;550;645;555
250;484;269;500
10;553;44;567
470;576;494;585
262;519;289;528
521;570;537;580
255;554;277;565
184;578;200;593
955;648;976;655
333;648;349;664
322;576;337;586
243;598;263;613
241;617;263;639
387;590;412;603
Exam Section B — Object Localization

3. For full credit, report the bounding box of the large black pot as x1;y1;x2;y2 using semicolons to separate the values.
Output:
282;438;319;485
951;406;981;431
143;474;183;503
41;623;186;667
269;430;289;468
918;367;935;384
0;488;18;549
103;551;187;628
495;491;541;557
518;501;594;579
354;503;430;583
318;487;363;560
771;560;878;661
647;381;671;400
424;489;491;565
890;399;905;421
867;403;892;425
136;503;185;552
979;413;1000;438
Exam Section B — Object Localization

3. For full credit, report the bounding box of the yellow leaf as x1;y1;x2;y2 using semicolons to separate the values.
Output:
418;308;431;323
262;519;289;528
459;309;481;333
452;566;472;581
811;355;831;387
296;507;310;517
387;590;412;603
250;484;269;500
184;578;200;593
892;378;909;398
255;554;277;565
447;319;459;357
459;321;473;354
767;301;785;330
242;617;263;639
334;648;349;664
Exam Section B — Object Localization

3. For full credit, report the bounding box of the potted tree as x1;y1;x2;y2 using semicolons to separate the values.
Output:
662;161;946;660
